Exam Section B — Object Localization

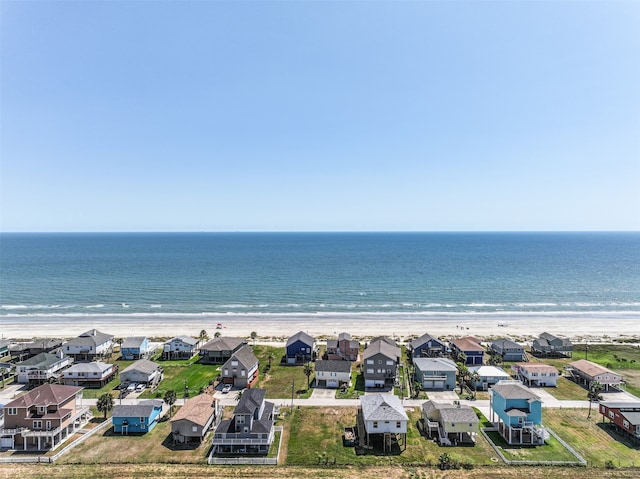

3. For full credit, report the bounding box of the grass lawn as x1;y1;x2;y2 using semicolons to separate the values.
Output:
148;359;220;399
544;408;640;468
484;431;579;463
282;407;497;467
57;413;210;464
545;376;590;401
254;345;314;399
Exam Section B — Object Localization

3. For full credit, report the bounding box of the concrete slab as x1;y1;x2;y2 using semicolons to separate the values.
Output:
427;390;460;401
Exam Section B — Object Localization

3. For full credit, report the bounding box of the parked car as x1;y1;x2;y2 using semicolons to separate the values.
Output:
135;383;146;393
127;382;137;392
222;384;232;393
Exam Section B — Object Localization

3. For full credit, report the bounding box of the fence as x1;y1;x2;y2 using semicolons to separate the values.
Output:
208;426;283;465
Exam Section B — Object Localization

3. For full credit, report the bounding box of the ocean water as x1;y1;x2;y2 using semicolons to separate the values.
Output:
1;232;639;322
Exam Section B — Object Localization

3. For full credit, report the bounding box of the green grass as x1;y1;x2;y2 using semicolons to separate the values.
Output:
545;376;590;401
544;408;640;468
485;431;579;463
336;372;363;399
254;345;314;399
141;355;220;398
283;407;497;466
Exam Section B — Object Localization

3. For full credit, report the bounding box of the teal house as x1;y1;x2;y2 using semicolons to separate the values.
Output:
490;383;546;445
112;400;163;434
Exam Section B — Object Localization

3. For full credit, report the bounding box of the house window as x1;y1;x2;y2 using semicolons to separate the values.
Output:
38;406;46;414
241;370;246;377
386;360;393;366
192;426;198;432
396;422;401;428
237;415;245;424
624;420;630;428
33;420;42;429
224;369;229;376
378;360;382;364
373;421;378;428
7;408;16;415
231;361;238;367
366;360;373;365
609;411;615;419
387;370;392;374
140;417;145;422
366;369;374;374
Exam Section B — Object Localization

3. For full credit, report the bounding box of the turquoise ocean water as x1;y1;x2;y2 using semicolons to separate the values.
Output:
1;232;639;324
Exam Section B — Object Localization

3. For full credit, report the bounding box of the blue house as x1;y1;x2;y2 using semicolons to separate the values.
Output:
285;331;316;364
121;337;153;360
409;333;447;360
450;337;484;366
490;383;546;445
112;400;163;434
413;358;457;390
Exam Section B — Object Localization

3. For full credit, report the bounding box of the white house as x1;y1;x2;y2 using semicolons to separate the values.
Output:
120;359;163;387
468;365;511;391
163;336;200;360
512;363;559;387
63;329;114;362
359;393;408;452
314;360;351;388
16;352;73;384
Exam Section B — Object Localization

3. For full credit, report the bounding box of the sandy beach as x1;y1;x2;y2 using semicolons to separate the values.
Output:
2;313;639;344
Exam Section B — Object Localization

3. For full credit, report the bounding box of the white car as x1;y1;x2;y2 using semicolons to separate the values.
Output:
126;383;137;392
222;384;232;393
135;383;146;393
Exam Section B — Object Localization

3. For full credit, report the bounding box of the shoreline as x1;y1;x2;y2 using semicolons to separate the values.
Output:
2;312;640;343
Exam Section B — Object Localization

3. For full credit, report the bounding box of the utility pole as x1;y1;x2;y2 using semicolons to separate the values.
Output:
291;379;295;411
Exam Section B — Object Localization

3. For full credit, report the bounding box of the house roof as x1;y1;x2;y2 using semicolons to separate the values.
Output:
468;365;510;378
171;394;217;427
200;336;246;352
122;337;148;349
422;400;478;423
491;383;539;401
314;360;351;373
234;388;266;416
286;331;314;347
370;336;398;347
363;338;401;361
112;400;163;418
168;336;199;346
65;329;113;347
63;361;112;374
409;333;444;350
539;332;572;346
490;339;523;350
121;359;161;375
223;345;258;370
337;332;352;341
569;359;617;378
505;408;529;417
621;411;640;425
4;384;82;408
514;363;558;374
451;337;484;353
600;401;640;410
17;352;67;368
216;401;274;435
360;393;408;422
413;357;457;372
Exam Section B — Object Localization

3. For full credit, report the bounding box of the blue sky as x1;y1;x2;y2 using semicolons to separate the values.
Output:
1;1;638;232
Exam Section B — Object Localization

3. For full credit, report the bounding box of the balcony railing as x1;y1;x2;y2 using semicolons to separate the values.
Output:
213;429;275;446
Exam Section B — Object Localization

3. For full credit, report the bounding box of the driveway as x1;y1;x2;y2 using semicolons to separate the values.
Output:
311;387;337;400
427;390;460;401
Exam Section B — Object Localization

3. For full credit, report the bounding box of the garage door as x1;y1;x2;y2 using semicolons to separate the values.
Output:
423;380;444;389
365;379;375;388
327;380;338;388
1;437;13;448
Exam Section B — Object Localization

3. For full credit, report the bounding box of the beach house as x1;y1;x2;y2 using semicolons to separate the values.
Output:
413;358;457;390
61;361;117;388
212;388;278;455
358;393;408;452
599;401;640;443
450;337;484;365
221;345;259;389
120;337;154;360
15;352;73;385
531;332;573;358
490;382;546;445
362;337;401;389
489;339;525;362
199;336;248;364
314;360;352;388
163;336;200;360
421;400;479;446
467;365;511;391
325;333;360;361
0;384;90;451
112;400;163;435
63;329;114;362
285;331;316;364
409;333;447;360
170;394;221;444
567;359;623;391
119;359;163;388
512;363;559;387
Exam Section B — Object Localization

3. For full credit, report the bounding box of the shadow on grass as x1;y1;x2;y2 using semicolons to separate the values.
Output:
597;422;640;450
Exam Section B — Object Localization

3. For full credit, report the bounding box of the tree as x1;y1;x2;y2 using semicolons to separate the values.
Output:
96;393;114;419
267;352;273;369
470;371;481;399
214;331;221;338
457;363;469;394
250;331;258;345
164;389;177;417
236;388;244;402
587;381;603;418
303;362;313;390
199;330;208;341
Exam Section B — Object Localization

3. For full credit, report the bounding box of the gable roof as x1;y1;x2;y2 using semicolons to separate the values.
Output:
200;336;246;352
539;332;572;346
112;399;163;418
171;394;217;426
286;331;314;347
569;359;617;378
422;400;479;423
361;393;408;422
122;337;148;349
315;360;351;373
224;345;258;370
65;329;113;347
514;363;557;374
4;384;82;408
17;352;67;368
491;339;523;350
413;357;457;372
363;338;401;361
468;365;510;378
63;361;112;374
234;388;266;415
409;333;444;350
121;359;161;375
491;383;539;401
451;337;484;353
168;336;199;346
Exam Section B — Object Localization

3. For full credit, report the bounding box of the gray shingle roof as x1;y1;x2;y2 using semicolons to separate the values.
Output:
491;339;523;350
286;331;314;347
63;361;112;374
112;400;163;418
65;329;113;347
314;360;351;373
491;383;539;401
363;338;400;361
200;337;246;352
121;359;161;375
361;393;408;422
223;345;258;370
409;333;442;350
122;337;147;349
234;388;266;416
413;357;457;372
17;352;66;368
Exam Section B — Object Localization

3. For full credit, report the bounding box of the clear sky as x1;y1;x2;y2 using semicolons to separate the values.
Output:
1;1;638;232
